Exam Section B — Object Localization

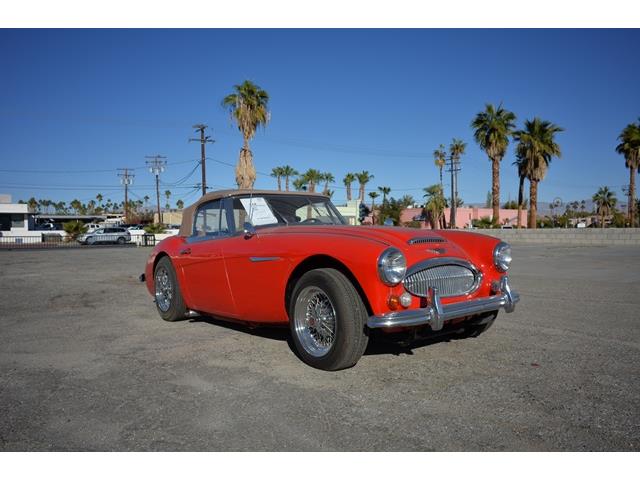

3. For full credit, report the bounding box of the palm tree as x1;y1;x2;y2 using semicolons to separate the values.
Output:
343;173;356;201
514;150;529;229
378;186;391;206
615;121;640;227
292;177;307;191
320;172;335;195
222;80;270;189
423;184;447;229
471;103;517;225
271;166;284;191
96;193;103;208
143;195;150;210
164;190;171;210
27;197;38;212
280;165;298;191
70;199;81;215
513;118;563;229
356;171;374;204
368;191;379;224
301;169;323;193
433;144;447;188
176;199;184;210
448;139;466;228
593;186;617;228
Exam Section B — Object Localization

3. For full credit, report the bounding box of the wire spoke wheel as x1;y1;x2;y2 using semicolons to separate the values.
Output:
293;286;337;357
154;266;173;312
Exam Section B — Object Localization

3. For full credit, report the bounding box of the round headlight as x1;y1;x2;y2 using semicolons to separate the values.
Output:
377;247;407;286
493;242;512;272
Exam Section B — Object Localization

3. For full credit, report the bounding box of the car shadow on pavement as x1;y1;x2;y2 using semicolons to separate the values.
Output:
187;315;462;358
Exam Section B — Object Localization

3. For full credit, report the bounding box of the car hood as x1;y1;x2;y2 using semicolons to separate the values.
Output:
258;224;474;257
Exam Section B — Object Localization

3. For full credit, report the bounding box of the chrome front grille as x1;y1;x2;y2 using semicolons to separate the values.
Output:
403;260;480;298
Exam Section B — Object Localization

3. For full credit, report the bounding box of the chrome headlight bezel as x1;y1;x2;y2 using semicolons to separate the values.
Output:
493;241;512;272
377;247;407;286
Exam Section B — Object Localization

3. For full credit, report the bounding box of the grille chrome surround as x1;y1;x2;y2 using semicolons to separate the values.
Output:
403;257;482;298
407;236;447;245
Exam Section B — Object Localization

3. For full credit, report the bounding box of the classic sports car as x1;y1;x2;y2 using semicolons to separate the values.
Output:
142;189;519;370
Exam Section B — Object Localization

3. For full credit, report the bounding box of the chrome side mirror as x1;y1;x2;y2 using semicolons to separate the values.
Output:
243;222;256;239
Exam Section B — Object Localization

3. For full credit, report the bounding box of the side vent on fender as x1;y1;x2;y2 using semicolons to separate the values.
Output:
407;237;447;245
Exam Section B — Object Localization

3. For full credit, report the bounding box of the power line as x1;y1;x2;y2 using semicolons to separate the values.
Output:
145;155;167;224
117;168;135;223
189;124;215;196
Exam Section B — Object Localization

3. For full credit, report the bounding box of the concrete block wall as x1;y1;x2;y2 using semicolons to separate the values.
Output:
473;228;640;246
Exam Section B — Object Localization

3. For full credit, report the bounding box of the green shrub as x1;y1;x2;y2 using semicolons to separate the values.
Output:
63;221;88;241
144;223;166;234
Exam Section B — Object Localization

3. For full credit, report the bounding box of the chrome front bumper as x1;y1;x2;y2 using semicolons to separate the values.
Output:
367;276;520;331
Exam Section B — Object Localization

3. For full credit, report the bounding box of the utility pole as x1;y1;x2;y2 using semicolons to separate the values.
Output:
189;124;214;196
447;153;461;228
145;155;167;224
117;169;135;223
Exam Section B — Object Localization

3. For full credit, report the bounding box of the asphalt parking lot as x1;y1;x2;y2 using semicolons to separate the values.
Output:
1;244;639;451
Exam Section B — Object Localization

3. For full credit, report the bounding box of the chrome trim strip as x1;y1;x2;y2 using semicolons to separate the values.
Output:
403;257;482;298
368;276;519;330
407;236;447;245
249;256;281;262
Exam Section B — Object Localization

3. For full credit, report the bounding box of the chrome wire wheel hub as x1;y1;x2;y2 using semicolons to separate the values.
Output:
294;286;337;357
154;266;172;312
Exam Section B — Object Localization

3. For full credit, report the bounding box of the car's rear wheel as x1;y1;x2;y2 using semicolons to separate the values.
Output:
154;256;186;322
290;268;369;371
87;237;95;245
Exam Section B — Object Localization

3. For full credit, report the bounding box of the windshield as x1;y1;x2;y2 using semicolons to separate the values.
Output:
232;194;347;227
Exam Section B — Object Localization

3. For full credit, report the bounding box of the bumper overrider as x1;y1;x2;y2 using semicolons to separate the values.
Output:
367;276;520;331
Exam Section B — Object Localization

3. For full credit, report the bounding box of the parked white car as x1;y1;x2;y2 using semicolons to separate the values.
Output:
78;227;131;245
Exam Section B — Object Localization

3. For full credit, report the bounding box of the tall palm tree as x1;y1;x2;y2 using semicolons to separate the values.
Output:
176;199;184;210
302;169;323;193
280;165;298;191
423;184;447;229
513;150;529;229
271;166;284;191
222;80;270;189
592;186;617;228
164;190;171;210
378;186;391;206
96;193;103;208
471;103;517;225
343;173;356;201
368;191;379;224
513;118;563;229
448;139;466;228
433;144;447;188
356;171;374;203
615;121;640;227
320;172;335;195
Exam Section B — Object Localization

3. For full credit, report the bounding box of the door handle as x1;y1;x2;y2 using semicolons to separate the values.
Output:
179;248;191;255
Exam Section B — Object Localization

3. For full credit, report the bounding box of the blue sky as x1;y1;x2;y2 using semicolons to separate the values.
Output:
0;29;638;208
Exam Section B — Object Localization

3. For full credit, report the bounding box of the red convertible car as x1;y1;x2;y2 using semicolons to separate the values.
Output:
142;189;519;370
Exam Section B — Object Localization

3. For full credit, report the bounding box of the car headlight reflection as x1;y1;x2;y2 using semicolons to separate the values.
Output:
377;247;407;286
493;241;512;272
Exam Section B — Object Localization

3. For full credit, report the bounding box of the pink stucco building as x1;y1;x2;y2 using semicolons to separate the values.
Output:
399;206;527;228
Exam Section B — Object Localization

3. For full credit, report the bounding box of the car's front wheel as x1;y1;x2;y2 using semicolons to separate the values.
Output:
154;256;187;322
290;268;369;371
117;236;126;245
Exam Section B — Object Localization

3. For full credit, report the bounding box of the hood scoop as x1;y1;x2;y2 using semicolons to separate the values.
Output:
407;236;447;245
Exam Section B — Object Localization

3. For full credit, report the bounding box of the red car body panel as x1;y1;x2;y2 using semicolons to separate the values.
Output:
145;223;505;326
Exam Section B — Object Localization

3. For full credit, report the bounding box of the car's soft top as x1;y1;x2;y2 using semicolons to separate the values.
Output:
178;189;329;237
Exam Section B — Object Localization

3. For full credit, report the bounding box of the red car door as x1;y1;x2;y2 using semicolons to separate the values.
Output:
179;199;236;317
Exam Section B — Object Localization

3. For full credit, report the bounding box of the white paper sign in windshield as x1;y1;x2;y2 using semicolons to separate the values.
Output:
240;197;279;226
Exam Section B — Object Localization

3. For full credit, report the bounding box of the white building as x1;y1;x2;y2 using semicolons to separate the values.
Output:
0;194;31;236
